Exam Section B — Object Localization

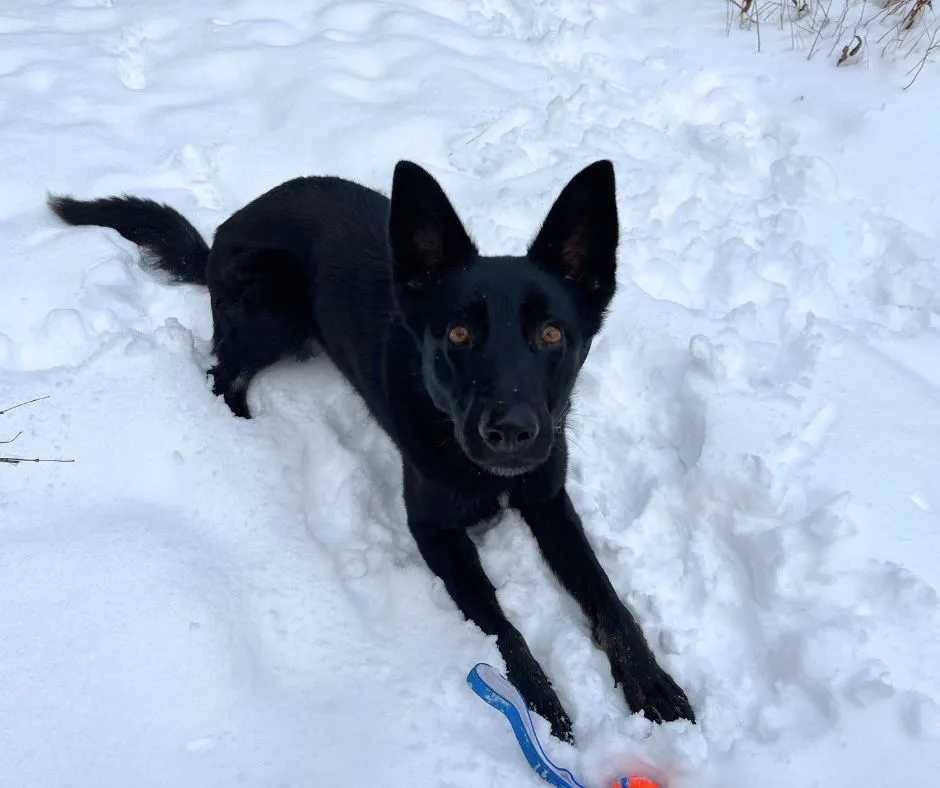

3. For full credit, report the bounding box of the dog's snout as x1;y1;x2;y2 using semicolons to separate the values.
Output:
479;405;540;453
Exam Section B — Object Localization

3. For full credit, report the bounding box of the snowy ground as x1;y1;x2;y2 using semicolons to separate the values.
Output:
2;1;940;786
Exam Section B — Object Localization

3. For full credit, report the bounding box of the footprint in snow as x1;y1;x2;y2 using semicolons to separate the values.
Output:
116;26;148;90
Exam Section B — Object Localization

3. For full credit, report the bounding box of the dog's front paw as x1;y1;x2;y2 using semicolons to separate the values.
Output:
612;655;695;725
595;614;695;725
511;668;575;744
500;632;575;743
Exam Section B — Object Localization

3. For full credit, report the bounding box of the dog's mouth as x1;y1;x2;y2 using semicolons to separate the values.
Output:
479;459;540;478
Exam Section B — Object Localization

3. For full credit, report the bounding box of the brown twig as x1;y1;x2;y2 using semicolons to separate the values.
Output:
837;33;864;63
905;23;940;86
1;395;75;465
0;457;75;465
903;0;932;31
0;395;50;416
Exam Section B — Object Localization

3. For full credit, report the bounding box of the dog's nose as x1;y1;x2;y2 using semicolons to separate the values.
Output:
479;405;540;453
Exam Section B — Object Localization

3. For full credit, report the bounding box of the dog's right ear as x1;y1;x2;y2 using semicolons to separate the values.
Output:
389;161;477;292
528;160;618;308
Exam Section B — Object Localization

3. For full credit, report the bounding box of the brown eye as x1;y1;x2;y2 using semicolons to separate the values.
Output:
540;323;563;345
448;324;471;345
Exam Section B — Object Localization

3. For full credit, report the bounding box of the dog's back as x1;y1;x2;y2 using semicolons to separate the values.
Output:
213;176;391;271
207;177;407;420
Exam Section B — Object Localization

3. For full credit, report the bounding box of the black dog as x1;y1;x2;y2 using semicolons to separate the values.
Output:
49;161;694;741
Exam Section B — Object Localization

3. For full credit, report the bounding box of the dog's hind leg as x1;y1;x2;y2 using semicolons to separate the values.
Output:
210;315;293;418
207;248;315;418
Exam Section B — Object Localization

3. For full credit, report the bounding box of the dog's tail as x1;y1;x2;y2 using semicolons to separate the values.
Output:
48;194;210;286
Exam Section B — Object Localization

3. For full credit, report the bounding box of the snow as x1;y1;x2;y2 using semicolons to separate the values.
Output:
2;0;940;786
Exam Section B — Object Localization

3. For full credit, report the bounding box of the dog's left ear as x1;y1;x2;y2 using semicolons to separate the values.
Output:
389;161;477;292
528;160;618;303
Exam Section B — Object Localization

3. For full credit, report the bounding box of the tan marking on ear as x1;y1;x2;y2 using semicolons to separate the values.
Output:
414;227;442;265
561;228;588;279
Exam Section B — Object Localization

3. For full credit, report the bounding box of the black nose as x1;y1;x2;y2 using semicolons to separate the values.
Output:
479;405;540;453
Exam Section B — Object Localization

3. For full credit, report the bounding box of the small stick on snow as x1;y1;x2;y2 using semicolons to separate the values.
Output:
1;395;75;465
0;395;51;416
0;457;75;465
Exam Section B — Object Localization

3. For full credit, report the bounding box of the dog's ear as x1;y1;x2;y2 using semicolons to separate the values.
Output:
389;161;477;291
528;160;618;303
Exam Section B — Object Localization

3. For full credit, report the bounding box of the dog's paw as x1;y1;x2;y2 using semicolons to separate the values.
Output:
520;691;574;744
531;688;575;744
501;636;575;743
508;666;575;743
208;366;252;419
613;657;695;725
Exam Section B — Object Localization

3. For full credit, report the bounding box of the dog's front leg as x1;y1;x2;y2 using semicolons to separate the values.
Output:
406;516;575;743
517;489;695;725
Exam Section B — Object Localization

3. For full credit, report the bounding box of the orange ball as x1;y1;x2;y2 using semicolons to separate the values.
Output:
610;778;662;788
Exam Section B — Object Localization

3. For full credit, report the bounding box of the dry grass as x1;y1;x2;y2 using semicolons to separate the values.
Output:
727;0;939;87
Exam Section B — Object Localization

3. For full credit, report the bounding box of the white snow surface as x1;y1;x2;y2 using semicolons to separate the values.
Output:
2;1;940;786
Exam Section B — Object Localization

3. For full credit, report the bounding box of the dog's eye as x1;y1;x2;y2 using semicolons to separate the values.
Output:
448;324;471;346
540;323;563;346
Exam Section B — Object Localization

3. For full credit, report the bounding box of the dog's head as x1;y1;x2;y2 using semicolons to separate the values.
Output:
389;160;618;478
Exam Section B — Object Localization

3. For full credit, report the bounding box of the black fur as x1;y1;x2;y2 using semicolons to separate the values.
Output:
49;161;694;741
49;194;210;285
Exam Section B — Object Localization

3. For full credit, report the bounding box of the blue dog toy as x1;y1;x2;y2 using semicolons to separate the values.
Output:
467;663;664;788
